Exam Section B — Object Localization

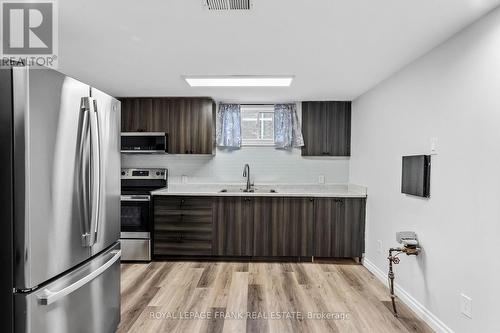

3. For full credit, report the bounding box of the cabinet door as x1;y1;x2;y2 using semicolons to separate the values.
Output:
190;99;215;154
150;98;170;132
301;102;328;156
252;197;282;256
168;98;215;154
121;98;154;132
342;198;366;257
277;198;314;256
301;101;351;156
213;197;253;256
313;198;365;257
326;101;351;156
313;198;344;257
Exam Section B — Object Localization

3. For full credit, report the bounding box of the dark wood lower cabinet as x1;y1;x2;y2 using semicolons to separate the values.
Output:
313;198;366;258
154;196;213;256
251;197;314;257
154;195;365;259
212;197;254;256
252;197;281;256
272;198;314;256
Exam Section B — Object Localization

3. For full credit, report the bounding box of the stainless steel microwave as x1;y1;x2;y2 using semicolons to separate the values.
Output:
121;132;167;153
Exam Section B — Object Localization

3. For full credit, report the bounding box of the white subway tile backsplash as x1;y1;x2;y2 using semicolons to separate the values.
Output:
121;147;349;184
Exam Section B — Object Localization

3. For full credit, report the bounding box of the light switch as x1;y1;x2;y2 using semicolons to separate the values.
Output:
430;137;438;155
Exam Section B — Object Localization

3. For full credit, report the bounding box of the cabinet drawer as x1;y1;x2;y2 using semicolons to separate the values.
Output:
155;196;213;211
156;210;213;224
156;221;212;235
154;227;212;256
156;230;212;242
154;240;212;256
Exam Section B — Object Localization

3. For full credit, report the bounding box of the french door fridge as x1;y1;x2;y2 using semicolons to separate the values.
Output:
0;66;121;333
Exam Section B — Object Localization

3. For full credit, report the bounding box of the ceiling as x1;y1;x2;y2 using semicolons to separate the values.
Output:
59;0;500;102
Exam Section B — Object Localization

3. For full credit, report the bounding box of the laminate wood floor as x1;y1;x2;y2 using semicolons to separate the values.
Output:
118;260;433;333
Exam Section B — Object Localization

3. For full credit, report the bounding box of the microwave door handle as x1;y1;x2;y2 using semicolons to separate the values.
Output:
37;250;121;305
89;98;101;246
77;99;91;246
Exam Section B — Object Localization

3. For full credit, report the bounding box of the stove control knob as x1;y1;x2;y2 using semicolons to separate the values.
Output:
156;171;160;176
121;171;125;176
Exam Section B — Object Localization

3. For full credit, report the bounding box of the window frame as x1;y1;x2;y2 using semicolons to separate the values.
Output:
240;104;275;147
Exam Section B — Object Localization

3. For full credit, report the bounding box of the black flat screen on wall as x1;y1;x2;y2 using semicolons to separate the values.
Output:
401;155;431;198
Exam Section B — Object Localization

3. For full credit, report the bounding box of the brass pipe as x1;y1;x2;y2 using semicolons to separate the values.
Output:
387;245;421;317
388;247;401;317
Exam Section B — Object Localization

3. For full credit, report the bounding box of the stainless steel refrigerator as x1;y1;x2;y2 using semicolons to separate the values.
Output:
0;66;121;333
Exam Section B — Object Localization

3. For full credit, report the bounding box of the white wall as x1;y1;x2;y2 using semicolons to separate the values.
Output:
122;104;350;184
350;7;500;333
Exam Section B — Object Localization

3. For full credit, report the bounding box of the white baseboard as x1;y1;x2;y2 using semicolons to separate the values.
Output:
363;258;454;333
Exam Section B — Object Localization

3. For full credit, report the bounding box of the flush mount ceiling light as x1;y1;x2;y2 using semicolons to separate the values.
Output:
183;76;294;87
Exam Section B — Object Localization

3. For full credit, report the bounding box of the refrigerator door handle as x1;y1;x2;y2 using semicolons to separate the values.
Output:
37;250;121;306
77;98;92;246
79;97;101;247
89;99;101;246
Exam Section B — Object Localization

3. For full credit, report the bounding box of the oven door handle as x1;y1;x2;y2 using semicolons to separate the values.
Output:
121;195;151;202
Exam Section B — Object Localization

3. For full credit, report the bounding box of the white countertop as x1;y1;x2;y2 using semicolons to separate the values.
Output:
151;183;367;198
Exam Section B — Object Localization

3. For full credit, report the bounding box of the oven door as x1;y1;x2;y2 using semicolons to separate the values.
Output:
120;195;151;234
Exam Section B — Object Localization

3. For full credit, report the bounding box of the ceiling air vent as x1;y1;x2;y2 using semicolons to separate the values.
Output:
205;0;252;11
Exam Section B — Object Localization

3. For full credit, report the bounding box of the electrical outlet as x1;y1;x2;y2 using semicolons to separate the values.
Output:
460;293;472;318
377;240;383;254
318;175;325;184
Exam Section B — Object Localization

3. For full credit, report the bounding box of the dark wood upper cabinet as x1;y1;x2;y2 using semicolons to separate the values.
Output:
301;101;351;156
313;197;366;258
120;97;216;154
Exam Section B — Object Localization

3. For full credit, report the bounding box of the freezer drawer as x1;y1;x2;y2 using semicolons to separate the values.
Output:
15;243;121;333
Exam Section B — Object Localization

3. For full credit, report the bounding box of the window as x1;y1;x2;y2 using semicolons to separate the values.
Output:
241;105;275;146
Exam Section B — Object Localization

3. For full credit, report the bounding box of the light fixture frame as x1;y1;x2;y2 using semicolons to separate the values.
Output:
183;75;294;87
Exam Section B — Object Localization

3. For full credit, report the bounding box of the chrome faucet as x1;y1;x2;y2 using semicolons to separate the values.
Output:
242;164;253;192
